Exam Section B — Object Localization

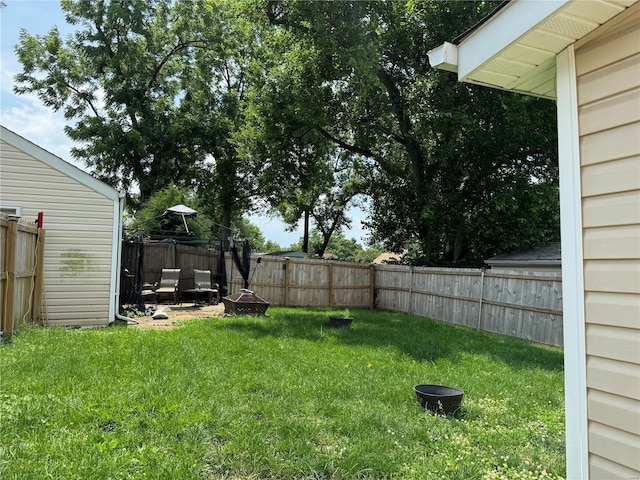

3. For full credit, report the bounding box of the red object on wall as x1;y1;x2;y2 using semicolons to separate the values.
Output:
37;211;44;228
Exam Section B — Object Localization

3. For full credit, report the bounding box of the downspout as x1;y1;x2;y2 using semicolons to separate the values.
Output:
113;193;135;323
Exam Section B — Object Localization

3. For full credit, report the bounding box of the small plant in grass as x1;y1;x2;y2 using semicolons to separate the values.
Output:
329;308;353;328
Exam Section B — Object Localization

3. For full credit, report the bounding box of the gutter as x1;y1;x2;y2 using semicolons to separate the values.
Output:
427;42;459;73
427;0;510;74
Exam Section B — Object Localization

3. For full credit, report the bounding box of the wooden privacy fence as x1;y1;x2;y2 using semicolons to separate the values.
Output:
226;255;374;309
1;216;45;338
124;244;373;309
375;265;563;346
232;258;562;346
127;243;563;347
143;241;223;290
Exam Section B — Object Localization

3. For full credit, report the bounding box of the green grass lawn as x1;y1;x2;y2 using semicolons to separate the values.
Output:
0;308;565;479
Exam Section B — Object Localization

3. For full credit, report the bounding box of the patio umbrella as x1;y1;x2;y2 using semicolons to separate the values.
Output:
165;204;197;235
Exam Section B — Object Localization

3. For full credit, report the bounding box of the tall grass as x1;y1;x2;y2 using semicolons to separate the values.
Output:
0;308;565;479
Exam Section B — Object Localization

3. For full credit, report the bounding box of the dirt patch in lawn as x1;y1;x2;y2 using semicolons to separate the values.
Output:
129;303;226;330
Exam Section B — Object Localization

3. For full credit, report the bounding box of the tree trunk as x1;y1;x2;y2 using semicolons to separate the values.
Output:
302;209;310;253
220;206;233;251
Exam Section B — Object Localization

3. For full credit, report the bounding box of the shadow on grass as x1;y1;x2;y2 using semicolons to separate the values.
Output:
213;308;564;372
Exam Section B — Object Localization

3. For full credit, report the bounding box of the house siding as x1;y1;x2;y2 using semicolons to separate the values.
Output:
575;6;640;479
0;136;118;327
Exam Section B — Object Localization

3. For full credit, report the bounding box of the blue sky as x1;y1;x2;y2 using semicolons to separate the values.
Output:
0;0;369;248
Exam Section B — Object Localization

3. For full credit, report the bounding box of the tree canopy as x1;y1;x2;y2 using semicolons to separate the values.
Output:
14;0;264;242
246;0;559;265
14;0;560;265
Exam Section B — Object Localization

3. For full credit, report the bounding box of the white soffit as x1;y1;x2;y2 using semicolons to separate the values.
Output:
454;0;636;99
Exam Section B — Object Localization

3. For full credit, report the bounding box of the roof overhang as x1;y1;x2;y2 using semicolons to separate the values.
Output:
428;0;637;99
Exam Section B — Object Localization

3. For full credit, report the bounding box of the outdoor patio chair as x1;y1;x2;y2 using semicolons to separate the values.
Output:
155;268;181;304
181;269;219;306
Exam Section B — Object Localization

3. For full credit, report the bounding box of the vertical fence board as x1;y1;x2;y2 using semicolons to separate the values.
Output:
2;219;17;335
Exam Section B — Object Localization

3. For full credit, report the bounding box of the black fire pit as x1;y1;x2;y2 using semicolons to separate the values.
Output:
414;384;464;415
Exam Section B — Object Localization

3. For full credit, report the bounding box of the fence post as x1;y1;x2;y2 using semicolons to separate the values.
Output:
369;265;375;309
408;266;414;315
2;218;18;337
477;268;486;330
328;262;334;307
283;258;290;307
32;228;46;325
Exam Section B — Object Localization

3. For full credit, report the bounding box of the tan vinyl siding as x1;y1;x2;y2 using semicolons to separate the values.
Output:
0;139;116;326
589;422;640;472
590;456;640;480
581;156;640;197
588;390;640;437
580;121;640;165
584;292;640;329
586;356;640;400
581;191;640;228
576;6;640;478
583;225;640;260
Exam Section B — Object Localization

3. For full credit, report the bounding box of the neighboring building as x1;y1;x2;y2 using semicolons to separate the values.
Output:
0;126;124;327
372;252;404;264
429;2;639;478
485;242;561;272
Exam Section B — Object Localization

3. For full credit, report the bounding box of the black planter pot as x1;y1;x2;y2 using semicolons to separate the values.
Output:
329;316;353;328
414;384;464;415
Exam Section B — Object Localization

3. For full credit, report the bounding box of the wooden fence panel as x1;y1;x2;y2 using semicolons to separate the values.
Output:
247;256;287;306
375;264;411;312
13;225;37;327
331;262;372;308
287;259;330;306
481;271;563;345
410;267;482;328
225;254;278;299
143;242;177;285
374;264;563;346
175;244;221;292
227;256;374;308
1;216;41;337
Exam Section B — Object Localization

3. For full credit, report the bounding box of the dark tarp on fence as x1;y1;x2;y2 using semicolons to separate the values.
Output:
230;237;251;289
120;231;145;311
120;236;222;310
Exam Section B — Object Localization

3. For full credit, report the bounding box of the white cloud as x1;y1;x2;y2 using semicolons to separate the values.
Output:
1;99;82;167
